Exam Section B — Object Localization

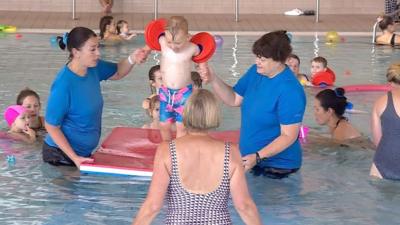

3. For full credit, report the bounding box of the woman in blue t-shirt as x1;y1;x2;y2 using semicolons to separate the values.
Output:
43;27;148;168
199;31;306;179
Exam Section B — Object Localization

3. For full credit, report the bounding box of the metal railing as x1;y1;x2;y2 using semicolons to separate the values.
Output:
71;0;320;23
72;0;76;20
372;21;379;44
315;0;319;23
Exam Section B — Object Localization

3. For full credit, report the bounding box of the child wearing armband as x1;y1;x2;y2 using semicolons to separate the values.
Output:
142;16;215;140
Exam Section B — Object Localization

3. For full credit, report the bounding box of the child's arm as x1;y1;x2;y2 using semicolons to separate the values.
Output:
126;33;137;40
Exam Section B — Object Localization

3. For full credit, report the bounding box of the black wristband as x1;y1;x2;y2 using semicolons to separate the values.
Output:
255;152;262;164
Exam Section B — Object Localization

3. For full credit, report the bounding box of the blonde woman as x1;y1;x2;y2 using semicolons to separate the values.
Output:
132;89;262;225
370;63;400;180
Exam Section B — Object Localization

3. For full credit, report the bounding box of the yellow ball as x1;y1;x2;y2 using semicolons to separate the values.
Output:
326;31;340;43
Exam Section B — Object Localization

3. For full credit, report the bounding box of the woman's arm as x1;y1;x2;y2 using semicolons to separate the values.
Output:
230;145;262;225
132;142;171;225
242;123;300;171
45;122;93;167
198;64;242;107
109;48;148;80
371;96;385;147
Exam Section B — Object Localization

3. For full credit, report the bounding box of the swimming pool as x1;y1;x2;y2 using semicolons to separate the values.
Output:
1;33;400;224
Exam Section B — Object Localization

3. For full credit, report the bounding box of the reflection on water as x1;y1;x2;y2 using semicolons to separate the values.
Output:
0;34;400;224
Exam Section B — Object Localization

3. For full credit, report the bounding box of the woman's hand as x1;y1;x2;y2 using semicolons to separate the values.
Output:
197;63;214;84
242;153;257;172
131;48;149;64
71;156;94;168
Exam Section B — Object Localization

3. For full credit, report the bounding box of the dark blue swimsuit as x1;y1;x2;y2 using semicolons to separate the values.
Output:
373;92;400;180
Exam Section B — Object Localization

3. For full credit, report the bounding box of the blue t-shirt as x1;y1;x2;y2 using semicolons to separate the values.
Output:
233;64;306;169
45;60;117;157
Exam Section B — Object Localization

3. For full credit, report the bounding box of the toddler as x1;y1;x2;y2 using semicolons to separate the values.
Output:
142;65;162;109
286;54;309;85
310;56;336;86
116;20;137;41
142;95;160;129
143;16;207;140
4;105;36;143
16;88;44;130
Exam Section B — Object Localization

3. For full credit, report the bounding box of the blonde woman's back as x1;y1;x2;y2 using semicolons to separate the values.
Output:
172;134;231;193
165;134;233;224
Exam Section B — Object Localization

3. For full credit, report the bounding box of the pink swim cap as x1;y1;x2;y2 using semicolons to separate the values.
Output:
4;105;27;127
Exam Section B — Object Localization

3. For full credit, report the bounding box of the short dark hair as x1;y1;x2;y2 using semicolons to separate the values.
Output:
252;30;292;63
148;65;161;94
315;88;347;118
16;88;41;106
312;56;328;68
287;54;300;65
148;65;161;81
379;16;394;31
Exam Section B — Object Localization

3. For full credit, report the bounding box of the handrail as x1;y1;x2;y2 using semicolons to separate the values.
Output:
372;21;379;44
72;0;76;20
235;0;239;22
315;0;319;23
154;0;158;20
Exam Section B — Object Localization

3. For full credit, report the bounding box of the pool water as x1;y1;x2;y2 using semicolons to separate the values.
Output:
0;33;400;224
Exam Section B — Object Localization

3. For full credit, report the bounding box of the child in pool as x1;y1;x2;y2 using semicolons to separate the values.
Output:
142;95;160;129
285;54;309;85
142;65;162;109
116;20;137;41
4;105;36;143
16;88;44;130
143;16;207;141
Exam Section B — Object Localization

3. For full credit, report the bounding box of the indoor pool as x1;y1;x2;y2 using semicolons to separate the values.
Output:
0;33;400;225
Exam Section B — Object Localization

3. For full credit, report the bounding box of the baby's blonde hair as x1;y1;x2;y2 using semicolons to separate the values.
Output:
183;89;220;131
166;16;189;38
387;63;400;84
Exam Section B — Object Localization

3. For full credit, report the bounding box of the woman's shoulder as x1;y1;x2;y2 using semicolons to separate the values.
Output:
373;94;388;115
334;121;361;141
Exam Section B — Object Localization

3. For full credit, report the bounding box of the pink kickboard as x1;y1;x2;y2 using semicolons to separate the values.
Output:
80;127;239;176
343;84;391;92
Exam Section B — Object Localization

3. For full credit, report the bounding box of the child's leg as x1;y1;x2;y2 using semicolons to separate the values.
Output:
159;122;172;141
175;122;187;138
158;86;174;141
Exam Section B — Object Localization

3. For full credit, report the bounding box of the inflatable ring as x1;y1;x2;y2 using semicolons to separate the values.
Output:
343;84;391;92
3;26;17;33
191;32;216;63
312;67;336;86
144;18;167;51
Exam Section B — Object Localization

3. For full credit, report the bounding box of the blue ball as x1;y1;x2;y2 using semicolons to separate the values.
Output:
50;36;57;44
